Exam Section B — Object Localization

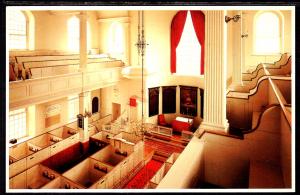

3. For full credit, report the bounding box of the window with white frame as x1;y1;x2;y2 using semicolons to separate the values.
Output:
9;108;27;140
68;95;79;122
68;16;80;52
254;12;281;54
176;11;201;76
108;22;125;59
7;10;27;50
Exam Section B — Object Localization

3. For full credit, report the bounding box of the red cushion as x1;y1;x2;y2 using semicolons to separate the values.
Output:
158;114;166;125
172;120;191;132
9;63;16;81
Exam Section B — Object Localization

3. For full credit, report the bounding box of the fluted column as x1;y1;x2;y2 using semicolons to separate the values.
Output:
199;10;229;133
79;12;88;71
232;11;243;85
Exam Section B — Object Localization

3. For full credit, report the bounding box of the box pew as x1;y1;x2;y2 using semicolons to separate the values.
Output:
27;133;62;150
62;157;110;188
9;141;35;178
41;138;105;174
48;126;78;140
91;131;115;144
90;145;126;167
26;164;60;189
41;176;83;189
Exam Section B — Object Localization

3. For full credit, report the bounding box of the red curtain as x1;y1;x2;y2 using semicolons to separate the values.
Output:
170;11;187;73
191;11;205;75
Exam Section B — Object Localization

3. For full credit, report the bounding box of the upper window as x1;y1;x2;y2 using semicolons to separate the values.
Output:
176;11;201;76
171;11;205;76
254;12;281;54
68;16;80;52
9;108;27;140
7;10;27;50
108;22;125;59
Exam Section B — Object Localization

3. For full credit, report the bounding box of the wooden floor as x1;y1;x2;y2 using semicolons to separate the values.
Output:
249;161;284;188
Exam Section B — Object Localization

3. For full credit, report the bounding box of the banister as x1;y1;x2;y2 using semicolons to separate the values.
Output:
269;78;291;127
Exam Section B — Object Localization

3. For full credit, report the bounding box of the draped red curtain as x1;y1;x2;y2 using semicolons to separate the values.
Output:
191;10;205;75
170;11;187;73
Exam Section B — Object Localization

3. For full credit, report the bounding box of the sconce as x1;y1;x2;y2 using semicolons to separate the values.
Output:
225;15;241;23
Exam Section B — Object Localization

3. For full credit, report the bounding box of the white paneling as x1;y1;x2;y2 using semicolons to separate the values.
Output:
10;85;27;100
51;79;68;92
29;81;50;97
68;76;82;88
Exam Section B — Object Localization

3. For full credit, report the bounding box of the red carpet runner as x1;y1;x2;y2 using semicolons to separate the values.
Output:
124;159;163;189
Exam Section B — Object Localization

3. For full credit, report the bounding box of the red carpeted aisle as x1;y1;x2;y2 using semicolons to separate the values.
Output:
124;159;163;189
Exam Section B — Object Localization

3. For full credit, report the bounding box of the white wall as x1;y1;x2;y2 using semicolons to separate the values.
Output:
32;11;99;52
35;97;69;136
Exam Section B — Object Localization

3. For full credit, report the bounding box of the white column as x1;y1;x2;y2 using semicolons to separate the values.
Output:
231;11;243;85
79;91;91;133
79;12;88;71
176;86;180;114
123;22;130;66
159;87;163;114
199;10;229;133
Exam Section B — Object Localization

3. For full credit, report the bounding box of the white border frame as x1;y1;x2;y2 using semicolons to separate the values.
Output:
6;5;295;193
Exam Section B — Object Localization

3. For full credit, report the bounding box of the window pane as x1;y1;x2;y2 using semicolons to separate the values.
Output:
108;22;124;59
9;108;27;140
176;11;201;76
7;10;27;49
255;12;280;54
68;16;80;52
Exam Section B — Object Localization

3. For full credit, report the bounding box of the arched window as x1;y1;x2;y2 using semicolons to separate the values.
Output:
7;10;27;50
92;97;99;114
254;11;281;54
171;10;205;75
68;16;80;52
108;22;124;59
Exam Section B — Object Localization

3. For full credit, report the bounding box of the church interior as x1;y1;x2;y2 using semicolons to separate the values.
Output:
7;6;293;191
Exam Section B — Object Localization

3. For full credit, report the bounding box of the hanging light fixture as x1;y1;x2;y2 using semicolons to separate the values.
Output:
134;10;148;136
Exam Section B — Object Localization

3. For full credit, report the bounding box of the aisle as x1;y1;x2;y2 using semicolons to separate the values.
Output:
123;159;163;189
